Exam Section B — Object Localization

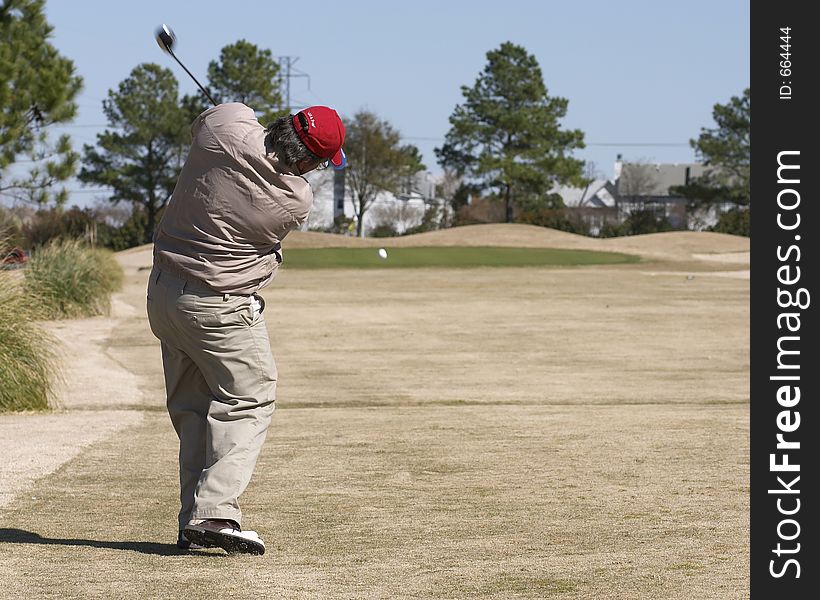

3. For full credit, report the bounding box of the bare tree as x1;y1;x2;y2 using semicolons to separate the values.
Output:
617;162;660;197
616;160;660;220
436;168;462;228
344;110;424;237
371;200;424;234
302;169;334;230
578;161;604;208
91;200;134;227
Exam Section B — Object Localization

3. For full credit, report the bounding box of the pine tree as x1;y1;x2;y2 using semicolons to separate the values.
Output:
436;42;586;222
79;64;188;243
0;0;83;206
207;40;283;123
672;88;750;207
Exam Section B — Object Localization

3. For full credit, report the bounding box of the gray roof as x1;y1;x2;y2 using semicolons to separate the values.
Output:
615;162;711;197
552;179;617;208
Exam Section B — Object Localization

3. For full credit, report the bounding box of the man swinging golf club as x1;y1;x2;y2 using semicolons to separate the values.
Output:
147;91;345;553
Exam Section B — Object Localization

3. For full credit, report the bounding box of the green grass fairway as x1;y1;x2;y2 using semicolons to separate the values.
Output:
282;246;639;269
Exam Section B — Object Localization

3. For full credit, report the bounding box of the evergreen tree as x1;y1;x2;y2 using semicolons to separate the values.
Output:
672;88;750;208
207;40;283;123
436;42;586;222
0;0;83;206
79;64;188;243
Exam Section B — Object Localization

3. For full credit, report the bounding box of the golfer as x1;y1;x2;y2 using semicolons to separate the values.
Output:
147;102;345;555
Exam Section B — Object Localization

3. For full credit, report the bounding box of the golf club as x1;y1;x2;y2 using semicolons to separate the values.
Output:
155;24;216;106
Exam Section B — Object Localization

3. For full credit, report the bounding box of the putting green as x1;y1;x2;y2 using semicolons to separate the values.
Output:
281;246;639;268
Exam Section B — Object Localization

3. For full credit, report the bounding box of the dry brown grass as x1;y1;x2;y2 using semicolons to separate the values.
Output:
0;403;747;599
0;227;749;599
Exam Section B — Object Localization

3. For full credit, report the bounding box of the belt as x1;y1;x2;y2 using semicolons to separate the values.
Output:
269;242;283;264
152;267;255;301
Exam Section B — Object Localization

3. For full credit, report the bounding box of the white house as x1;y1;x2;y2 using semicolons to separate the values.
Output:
304;170;443;235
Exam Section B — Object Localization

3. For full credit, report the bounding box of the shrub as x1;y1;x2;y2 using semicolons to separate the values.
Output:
22;207;102;249
99;207;150;250
599;210;674;237
710;208;750;237
370;223;399;238
597;220;627;238
0;207;26;249
516;208;589;235
16;205;152;252
453;197;506;225
24;238;124;319
0;268;58;412
403;205;442;235
622;209;674;236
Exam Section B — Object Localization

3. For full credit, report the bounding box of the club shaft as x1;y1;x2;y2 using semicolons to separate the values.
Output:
169;50;216;106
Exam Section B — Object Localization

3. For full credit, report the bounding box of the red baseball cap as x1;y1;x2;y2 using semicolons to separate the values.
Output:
292;106;346;169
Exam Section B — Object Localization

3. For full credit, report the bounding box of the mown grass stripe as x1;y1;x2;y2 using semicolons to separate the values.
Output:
282;246;639;269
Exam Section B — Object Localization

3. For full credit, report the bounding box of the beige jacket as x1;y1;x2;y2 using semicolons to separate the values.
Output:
153;103;313;294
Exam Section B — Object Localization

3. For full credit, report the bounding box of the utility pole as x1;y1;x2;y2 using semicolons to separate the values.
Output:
276;56;311;112
361;137;369;237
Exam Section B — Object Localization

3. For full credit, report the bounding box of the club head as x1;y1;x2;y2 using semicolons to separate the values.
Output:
155;24;176;54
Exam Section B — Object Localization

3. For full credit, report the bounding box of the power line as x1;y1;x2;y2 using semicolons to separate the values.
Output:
35;123;694;148
400;135;689;147
51;124;108;128
587;142;690;147
307;88;327;106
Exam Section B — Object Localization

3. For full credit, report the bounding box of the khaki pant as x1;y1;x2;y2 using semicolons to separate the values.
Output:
146;267;276;530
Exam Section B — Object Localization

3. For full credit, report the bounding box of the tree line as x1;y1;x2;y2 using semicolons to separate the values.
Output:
1;0;750;250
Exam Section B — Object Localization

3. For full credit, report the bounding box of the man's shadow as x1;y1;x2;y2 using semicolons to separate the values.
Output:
0;528;220;557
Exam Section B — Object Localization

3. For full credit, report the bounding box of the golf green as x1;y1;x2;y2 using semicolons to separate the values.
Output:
281;246;639;269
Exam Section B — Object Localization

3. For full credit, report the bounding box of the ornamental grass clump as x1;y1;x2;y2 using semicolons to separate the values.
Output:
0;267;58;412
24;238;123;319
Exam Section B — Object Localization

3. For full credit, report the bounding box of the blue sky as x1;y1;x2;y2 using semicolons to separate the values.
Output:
42;0;749;206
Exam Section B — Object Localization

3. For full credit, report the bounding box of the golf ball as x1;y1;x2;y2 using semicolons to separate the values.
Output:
378;248;388;259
